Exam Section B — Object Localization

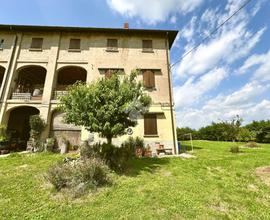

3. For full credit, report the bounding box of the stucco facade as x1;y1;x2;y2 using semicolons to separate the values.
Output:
0;24;178;154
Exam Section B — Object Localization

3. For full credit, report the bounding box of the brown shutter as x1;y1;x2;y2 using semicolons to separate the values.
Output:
105;69;112;79
107;39;118;51
142;40;153;52
144;114;157;135
69;39;81;50
143;70;155;88
30;38;43;49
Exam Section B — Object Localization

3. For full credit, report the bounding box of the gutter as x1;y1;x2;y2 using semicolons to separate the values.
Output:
165;32;177;154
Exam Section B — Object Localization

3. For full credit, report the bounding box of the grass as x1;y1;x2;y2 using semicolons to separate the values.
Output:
0;140;270;219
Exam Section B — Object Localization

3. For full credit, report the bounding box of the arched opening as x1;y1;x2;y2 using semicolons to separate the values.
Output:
50;110;81;147
11;66;46;100
0;66;5;86
7;106;39;149
54;66;87;99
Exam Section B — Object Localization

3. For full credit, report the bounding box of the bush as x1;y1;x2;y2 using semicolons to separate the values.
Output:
80;142;134;172
46;158;112;197
245;141;258;148
230;146;240;153
121;136;145;157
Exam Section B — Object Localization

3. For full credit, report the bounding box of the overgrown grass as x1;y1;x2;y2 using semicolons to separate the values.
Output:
0;141;270;219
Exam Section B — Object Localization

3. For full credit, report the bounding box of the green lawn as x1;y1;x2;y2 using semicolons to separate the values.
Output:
0;140;270;219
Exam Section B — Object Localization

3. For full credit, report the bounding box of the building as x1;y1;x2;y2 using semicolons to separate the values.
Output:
0;24;178;154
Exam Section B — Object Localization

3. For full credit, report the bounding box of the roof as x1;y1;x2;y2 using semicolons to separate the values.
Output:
0;24;178;49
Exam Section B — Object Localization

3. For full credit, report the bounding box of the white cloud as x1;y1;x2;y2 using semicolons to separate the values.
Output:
176;82;270;129
238;49;270;82
170;15;177;24
174;68;227;108
106;0;203;24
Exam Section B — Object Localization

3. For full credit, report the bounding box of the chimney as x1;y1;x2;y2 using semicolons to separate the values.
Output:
124;22;129;29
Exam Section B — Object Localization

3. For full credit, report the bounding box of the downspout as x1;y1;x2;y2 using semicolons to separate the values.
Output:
165;32;177;154
0;31;18;102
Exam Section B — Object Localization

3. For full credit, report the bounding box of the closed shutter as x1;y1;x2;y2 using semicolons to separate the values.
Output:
142;40;153;52
143;70;155;88
107;39;118;51
30;38;43;49
69;39;81;50
144;114;157;135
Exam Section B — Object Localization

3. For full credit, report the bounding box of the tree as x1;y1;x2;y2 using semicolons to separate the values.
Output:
177;127;198;141
59;70;151;144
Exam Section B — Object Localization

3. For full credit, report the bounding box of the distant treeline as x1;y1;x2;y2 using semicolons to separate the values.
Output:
177;118;270;143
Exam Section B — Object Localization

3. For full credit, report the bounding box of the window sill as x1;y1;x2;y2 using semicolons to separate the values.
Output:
144;87;156;91
29;48;43;52
142;50;154;53
106;49;119;52
144;134;159;138
68;49;81;52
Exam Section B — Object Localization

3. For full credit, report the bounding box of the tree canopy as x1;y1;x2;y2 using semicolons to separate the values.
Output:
59;70;151;144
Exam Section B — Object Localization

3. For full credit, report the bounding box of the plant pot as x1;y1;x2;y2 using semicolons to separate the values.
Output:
144;150;152;157
135;148;143;158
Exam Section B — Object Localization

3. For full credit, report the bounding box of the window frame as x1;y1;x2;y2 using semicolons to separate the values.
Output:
68;38;81;52
106;38;118;52
142;39;153;53
144;113;158;136
142;69;156;89
29;37;43;51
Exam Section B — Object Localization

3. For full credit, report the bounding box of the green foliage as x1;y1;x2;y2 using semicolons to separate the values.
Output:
46;158;112;197
80;142;134;172
0;124;8;142
59;70;151;144
29;115;46;140
237;127;255;142
245;120;270;143
121;136;145;157
230;145;240;153
177;127;198;140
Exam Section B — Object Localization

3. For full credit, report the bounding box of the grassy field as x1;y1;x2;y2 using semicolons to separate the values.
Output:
0;140;270;219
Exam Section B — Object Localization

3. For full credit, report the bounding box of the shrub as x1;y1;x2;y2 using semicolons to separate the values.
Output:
230;146;240;153
245;141;258;148
46;158;112;197
80;142;134;172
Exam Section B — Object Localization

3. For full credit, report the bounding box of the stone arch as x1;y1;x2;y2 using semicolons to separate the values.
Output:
7;106;40;149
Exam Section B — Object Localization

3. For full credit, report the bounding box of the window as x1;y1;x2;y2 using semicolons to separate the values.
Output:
69;38;81;50
142;40;153;52
30;38;43;50
99;68;124;79
143;70;155;88
0;39;4;49
144;114;158;136
107;39;118;51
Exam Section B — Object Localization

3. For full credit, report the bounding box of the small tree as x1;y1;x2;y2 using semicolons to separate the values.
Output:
29;115;46;148
59;70;151;144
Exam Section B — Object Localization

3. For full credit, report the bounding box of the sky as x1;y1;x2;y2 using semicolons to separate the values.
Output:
1;0;270;129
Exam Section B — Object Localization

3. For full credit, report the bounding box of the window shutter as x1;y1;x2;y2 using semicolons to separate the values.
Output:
143;70;155;88
144;114;157;135
30;38;43;49
69;39;81;50
105;69;112;79
107;39;118;51
142;40;153;52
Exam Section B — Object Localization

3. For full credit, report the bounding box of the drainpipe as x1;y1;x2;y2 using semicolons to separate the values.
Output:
0;31;18;102
165;32;177;154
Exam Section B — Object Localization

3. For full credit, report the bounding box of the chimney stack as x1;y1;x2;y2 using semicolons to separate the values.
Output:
124;22;129;29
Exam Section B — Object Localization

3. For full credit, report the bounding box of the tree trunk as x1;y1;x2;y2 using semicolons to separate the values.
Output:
106;136;112;145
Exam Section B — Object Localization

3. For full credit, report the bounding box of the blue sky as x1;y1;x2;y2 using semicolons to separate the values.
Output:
1;0;270;128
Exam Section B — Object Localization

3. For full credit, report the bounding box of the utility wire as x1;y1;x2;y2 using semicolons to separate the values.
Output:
170;0;253;69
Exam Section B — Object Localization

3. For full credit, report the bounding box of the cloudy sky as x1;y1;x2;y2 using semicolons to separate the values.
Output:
1;0;270;129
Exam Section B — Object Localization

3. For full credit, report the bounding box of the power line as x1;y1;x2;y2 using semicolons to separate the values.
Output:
170;0;253;69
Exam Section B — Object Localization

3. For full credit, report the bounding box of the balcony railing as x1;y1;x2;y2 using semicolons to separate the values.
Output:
11;88;43;101
53;90;68;100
